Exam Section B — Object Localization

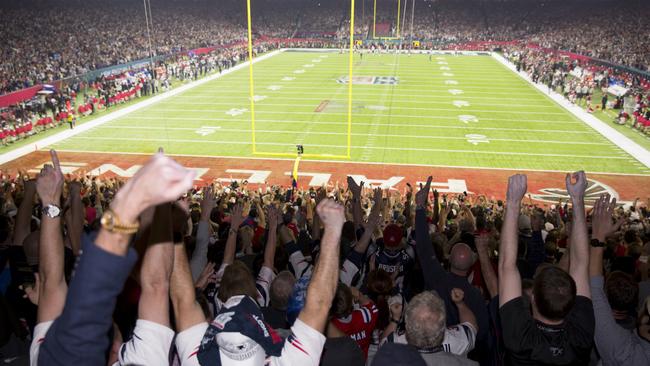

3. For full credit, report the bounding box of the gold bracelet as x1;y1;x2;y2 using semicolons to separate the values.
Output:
100;209;140;234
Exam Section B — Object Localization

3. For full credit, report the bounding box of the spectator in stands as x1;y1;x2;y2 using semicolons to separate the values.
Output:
498;172;595;365
402;291;477;365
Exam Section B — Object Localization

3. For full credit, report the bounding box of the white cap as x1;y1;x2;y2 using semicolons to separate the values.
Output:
216;332;266;366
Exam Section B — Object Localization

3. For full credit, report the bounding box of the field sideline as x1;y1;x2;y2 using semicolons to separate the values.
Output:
38;50;649;176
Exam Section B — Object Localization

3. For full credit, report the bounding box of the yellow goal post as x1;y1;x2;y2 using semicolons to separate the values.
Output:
245;0;356;159
372;0;402;40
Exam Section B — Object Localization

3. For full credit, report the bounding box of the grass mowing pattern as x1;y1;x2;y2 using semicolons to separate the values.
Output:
51;51;650;175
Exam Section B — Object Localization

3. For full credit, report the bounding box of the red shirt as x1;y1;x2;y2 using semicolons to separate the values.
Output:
331;301;378;359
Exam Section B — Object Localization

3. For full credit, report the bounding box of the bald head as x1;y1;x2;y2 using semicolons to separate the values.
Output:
450;243;475;273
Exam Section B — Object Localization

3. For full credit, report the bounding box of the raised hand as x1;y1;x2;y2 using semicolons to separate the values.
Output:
565;171;587;201
230;203;245;229
506;174;527;204
451;288;465;304
315;187;327;204
316;199;346;230
36;150;64;205
20;273;40;306
591;193;623;242
347;176;363;198
475;233;490;253
194;262;216;290
415;176;433;208
267;205;282;229
111;152;195;223
200;185;216;217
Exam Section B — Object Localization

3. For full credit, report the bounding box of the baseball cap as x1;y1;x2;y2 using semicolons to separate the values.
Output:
383;224;403;248
197;296;284;366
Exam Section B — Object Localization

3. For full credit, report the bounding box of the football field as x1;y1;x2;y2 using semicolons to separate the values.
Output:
50;50;650;175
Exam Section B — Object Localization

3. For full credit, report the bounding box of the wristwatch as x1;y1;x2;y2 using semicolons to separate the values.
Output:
101;209;140;234
590;239;605;248
42;204;61;219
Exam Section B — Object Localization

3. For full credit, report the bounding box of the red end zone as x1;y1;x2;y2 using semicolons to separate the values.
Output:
3;150;649;204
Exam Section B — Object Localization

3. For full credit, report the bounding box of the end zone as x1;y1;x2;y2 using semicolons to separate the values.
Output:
5;150;649;204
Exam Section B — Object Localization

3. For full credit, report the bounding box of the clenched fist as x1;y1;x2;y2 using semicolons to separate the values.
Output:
316;199;345;230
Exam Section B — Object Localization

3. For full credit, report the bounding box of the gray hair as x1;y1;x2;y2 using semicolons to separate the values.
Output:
404;291;446;349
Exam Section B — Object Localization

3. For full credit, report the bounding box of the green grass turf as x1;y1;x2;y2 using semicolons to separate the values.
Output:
49;51;650;175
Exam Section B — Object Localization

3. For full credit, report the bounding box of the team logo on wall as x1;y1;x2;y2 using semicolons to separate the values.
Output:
336;76;399;85
530;179;619;205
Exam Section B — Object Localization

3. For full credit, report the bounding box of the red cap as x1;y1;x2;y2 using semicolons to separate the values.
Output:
383;224;403;248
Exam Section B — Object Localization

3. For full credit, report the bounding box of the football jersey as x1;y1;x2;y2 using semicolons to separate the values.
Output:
331;302;379;359
382;322;477;356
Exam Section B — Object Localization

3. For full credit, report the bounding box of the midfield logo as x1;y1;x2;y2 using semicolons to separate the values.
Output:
336;76;399;85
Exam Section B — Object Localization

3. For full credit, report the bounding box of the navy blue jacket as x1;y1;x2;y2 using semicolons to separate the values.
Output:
38;237;137;366
414;208;489;342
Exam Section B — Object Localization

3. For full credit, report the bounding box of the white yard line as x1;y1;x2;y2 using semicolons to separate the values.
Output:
96;125;610;145
166;99;552;108
61;136;627;159
182;92;550;102
52;148;650;177
492;52;650;169
120;114;587;126
189;89;541;96
0;50;284;165
147;105;570;115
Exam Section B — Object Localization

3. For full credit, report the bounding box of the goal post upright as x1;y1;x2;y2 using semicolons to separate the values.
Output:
245;0;257;154
372;0;402;40
347;0;355;159
246;0;354;160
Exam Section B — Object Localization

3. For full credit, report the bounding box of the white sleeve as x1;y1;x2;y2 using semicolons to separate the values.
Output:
29;321;53;366
256;265;276;307
175;322;209;366
442;322;476;356
269;319;326;366
288;251;312;280
339;258;360;286
118;319;175;366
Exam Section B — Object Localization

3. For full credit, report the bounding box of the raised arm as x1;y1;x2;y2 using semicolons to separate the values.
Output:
66;181;84;256
138;203;174;327
298;199;344;332
347;176;364;229
414;177;447;289
190;186;215;280
475;233;498;299
353;188;382;255
588;193;640;363
566;171;590;299
39;151;194;365
36;150;67;324
223;203;244;266
263;205;281;269
451;288;478;333
498;174;526;307
171;239;207;332
589;193;622;278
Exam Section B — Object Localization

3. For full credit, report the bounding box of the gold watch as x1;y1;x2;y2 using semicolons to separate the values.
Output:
101;209;140;234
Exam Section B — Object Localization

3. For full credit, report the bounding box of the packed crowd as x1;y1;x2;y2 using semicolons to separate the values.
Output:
1;0;649;95
506;47;650;133
0;39;276;146
0;149;648;365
